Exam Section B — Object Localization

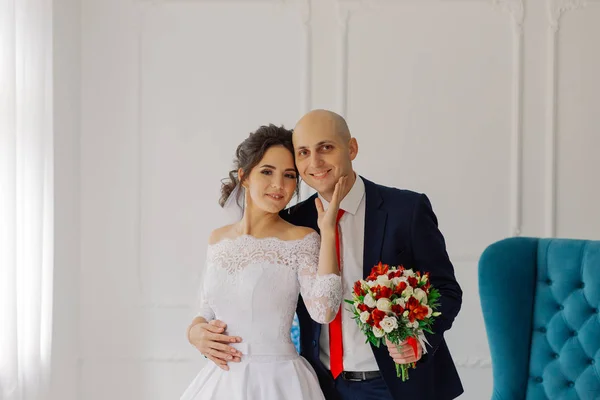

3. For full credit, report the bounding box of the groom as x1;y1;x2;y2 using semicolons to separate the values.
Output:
281;110;463;400
189;110;463;399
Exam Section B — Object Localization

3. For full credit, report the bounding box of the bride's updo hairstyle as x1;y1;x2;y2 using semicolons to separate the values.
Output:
219;124;299;207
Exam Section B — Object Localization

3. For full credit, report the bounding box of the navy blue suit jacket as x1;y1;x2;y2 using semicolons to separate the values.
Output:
281;177;464;400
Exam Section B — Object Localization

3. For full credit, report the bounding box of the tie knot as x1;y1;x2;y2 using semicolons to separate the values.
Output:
336;209;345;224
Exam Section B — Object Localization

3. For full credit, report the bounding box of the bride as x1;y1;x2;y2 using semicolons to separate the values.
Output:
180;124;347;400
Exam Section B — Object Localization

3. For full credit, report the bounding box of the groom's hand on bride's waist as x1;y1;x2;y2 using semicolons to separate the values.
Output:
188;319;243;371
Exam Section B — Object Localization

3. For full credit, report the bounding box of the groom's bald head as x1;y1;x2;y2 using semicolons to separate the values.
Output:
293;109;351;144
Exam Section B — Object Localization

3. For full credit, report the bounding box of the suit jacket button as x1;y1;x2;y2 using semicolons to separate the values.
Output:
312;340;317;347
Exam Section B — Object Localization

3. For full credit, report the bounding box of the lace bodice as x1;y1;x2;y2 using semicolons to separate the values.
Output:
195;232;342;347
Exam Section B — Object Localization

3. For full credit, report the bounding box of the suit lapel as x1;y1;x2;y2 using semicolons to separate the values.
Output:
287;193;319;231
362;178;387;279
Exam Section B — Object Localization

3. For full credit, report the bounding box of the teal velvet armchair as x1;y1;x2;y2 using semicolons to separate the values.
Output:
479;237;600;399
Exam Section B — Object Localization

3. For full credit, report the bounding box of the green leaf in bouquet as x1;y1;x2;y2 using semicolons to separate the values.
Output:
368;334;381;348
385;330;401;345
428;288;441;305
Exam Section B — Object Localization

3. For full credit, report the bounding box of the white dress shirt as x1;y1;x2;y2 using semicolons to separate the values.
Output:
317;175;379;372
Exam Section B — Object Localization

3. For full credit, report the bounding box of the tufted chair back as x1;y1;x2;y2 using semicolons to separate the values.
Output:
479;237;600;400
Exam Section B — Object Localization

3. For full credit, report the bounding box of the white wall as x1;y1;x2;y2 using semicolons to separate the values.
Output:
51;0;600;399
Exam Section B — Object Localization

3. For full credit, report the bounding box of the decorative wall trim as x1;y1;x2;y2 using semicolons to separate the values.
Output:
493;0;525;237
548;0;589;31
509;26;524;237
298;0;313;113
136;2;150;297
335;2;354;118
492;0;525;34
335;0;524;236
545;0;599;236
454;357;493;369
546;17;558;237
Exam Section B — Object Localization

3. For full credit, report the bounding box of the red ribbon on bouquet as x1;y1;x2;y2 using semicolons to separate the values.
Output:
406;336;419;358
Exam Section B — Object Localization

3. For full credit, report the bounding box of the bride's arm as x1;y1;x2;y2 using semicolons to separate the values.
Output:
316;228;339;276
297;232;342;324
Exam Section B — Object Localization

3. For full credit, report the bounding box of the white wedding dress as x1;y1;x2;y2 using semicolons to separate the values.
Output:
180;232;342;400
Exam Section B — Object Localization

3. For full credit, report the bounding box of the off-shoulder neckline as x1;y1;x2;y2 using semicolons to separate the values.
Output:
207;231;319;248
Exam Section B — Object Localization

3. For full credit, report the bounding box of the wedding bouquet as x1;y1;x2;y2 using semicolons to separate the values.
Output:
345;262;441;381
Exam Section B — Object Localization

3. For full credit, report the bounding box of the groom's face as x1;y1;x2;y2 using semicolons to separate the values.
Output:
293;124;356;198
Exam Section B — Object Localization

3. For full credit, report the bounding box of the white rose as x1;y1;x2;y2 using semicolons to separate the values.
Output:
359;311;370;324
367;280;378;288
372;327;385;338
391;277;407;287
380;316;398;333
376;298;392;313
376;274;392;288
403;285;414;298
364;293;377;308
426;306;433;317
414;288;428;305
406;320;419;329
393;298;406;308
403;269;415;277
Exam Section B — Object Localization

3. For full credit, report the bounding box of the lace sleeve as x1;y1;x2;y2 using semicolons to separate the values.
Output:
194;258;215;321
195;290;214;321
297;232;342;324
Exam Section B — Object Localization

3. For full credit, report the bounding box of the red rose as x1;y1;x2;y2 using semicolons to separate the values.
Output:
394;281;407;296
353;281;365;296
373;285;393;300
407;276;418;288
391;304;404;315
357;303;372;312
371;309;387;328
406;297;428;322
412;305;429;321
388;270;401;279
407;297;420;309
370;262;389;277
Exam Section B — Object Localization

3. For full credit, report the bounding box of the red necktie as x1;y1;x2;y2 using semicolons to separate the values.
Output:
329;208;345;379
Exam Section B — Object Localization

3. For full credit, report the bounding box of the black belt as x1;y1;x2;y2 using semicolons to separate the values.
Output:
340;371;381;381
